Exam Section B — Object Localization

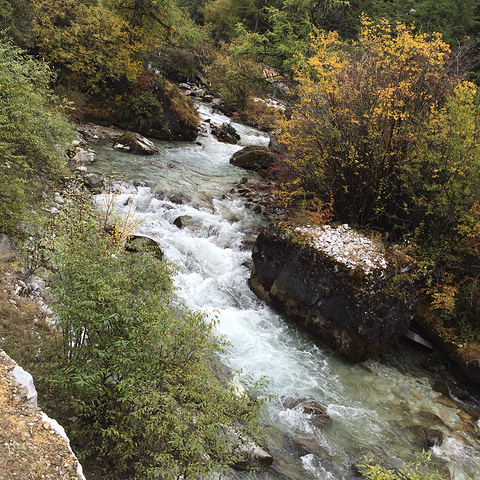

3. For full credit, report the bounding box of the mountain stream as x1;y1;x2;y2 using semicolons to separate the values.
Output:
88;104;480;480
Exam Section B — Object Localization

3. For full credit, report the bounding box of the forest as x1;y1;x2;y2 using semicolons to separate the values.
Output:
1;0;480;479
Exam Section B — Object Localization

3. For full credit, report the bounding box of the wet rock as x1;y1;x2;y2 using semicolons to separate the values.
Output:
410;426;444;449
173;215;208;232
125;235;163;260
173;215;193;229
113;132;158;155
230;145;276;172
228;428;274;471
211;123;240;144
352;445;388;477
283;395;332;427
168;192;192;205
249;223;418;362
291;437;330;457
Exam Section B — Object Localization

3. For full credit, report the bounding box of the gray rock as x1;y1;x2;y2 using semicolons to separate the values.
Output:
173;215;193;229
173;215;204;231
0;235;16;261
283;395;332;427
410;426;444;449
291;436;330;457
12;364;38;407
82;173;104;193
168;192;192;205
230;145;276;172
71;150;96;165
227;428;274;471
113;132;158;155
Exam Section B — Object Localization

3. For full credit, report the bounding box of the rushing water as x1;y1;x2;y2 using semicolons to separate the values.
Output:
88;104;480;480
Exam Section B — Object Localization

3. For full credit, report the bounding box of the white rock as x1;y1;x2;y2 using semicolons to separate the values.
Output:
12;364;38;407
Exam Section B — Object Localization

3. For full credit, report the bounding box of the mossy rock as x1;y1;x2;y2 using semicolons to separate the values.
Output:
125;235;163;260
116;74;199;142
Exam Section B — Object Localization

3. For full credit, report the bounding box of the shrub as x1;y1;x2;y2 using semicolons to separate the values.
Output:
279;16;480;249
360;451;446;480
39;184;264;479
0;38;73;236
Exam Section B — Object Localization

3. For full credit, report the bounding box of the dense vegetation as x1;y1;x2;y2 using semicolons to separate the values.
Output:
1;0;480;478
32;183;264;478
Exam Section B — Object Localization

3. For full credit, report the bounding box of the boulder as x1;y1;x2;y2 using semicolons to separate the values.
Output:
230;145;276;172
81;173;104;193
0;235;16;261
173;215;205;232
290;437;330;457
282;395;332;427
231;442;274;471
70;149;96;166
249;223;418;362
168;192;192;205
211;123;240;144
113;132;158;155
125;235;163;260
117;76;199;142
410;426;444;449
227;427;274;471
139;76;198;141
76;123;124;142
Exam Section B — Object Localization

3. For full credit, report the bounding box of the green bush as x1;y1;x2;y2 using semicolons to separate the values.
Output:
360;451;447;480
39;184;264;479
0;38;73;236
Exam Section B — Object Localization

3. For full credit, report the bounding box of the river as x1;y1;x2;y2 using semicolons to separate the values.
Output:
88;103;480;480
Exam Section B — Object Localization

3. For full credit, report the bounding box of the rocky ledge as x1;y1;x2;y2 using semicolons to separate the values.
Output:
0;350;85;480
249;223;418;362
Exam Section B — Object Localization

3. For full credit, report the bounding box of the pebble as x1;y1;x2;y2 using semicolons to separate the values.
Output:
295;224;387;274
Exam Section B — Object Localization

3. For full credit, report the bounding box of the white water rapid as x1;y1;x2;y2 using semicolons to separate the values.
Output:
88;104;480;480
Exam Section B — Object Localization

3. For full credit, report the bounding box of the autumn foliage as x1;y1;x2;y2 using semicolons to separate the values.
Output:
280;16;480;246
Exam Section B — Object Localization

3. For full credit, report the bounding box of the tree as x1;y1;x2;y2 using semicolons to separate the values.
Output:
0;38;73;235
41;184;265;479
231;0;349;73
106;0;206;48
29;0;138;93
279;16;480;248
346;0;480;46
0;0;12;30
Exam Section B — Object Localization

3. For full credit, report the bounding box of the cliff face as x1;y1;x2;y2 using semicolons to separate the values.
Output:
0;350;85;480
249;223;418;362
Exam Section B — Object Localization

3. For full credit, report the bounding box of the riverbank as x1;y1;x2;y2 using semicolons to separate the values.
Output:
2;107;480;479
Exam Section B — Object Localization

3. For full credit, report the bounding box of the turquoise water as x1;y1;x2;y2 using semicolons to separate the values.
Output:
87;104;480;480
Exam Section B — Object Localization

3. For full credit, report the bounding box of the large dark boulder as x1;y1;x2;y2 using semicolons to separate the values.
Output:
249;223;418;362
230;145;276;172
